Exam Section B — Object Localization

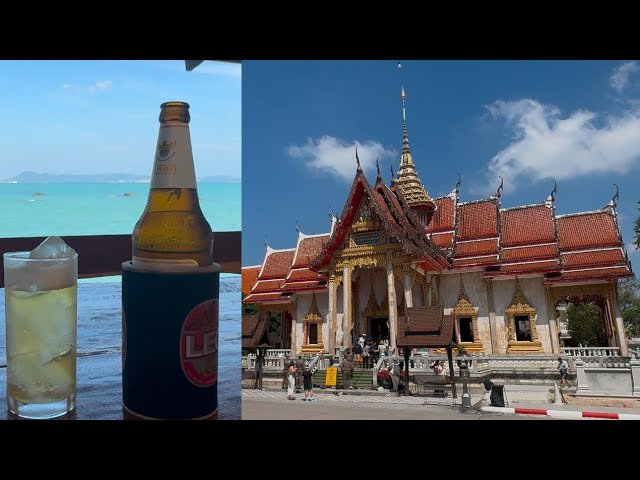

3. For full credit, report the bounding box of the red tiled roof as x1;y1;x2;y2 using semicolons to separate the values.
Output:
452;255;497;267
371;189;402;235
557;213;621;251
426;196;455;233
455;239;498;256
556;267;632;279
243;292;291;302
501;244;558;261
252;279;285;293
561;249;625;268
456;200;498;240
292;235;329;268
286;268;321;281
280;280;327;291
241;266;260;296
500;260;559;272
261;250;295;279
431;232;454;249
501;205;555;247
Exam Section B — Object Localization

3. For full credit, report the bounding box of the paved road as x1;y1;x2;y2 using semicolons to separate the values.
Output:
242;389;554;420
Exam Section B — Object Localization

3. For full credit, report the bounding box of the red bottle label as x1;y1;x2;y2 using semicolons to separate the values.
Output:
180;299;218;387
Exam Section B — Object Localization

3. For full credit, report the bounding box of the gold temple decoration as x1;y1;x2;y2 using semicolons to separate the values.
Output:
505;277;543;353
361;277;387;319
395;86;435;209
301;291;324;353
453;276;483;352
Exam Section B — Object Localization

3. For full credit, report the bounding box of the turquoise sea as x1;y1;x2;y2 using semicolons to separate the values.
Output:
0;182;242;419
0;182;240;239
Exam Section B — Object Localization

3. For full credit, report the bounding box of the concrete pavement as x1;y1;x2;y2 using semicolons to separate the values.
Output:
241;388;555;420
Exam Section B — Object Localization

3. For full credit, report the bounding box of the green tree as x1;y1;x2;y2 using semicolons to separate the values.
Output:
566;303;607;347
242;293;257;315
618;278;640;338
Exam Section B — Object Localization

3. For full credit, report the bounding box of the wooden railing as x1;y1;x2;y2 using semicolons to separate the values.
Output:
0;231;241;287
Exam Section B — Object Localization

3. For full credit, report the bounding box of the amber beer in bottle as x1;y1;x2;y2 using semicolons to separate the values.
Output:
132;101;213;266
122;101;220;420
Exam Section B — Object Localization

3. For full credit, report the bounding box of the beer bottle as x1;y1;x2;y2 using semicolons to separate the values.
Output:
132;101;214;267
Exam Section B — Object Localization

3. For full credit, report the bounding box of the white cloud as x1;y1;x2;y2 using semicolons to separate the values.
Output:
610;62;639;93
484;99;640;193
87;80;112;93
61;80;113;94
288;136;396;181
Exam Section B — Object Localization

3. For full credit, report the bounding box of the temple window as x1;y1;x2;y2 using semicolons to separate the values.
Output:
459;317;474;342
505;278;543;353
515;315;531;341
301;292;324;353
453;277;483;352
307;323;318;345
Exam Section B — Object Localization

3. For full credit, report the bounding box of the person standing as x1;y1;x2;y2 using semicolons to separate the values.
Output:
302;366;315;401
295;355;305;390
362;342;371;369
342;354;354;390
287;362;297;400
391;361;404;393
557;357;569;387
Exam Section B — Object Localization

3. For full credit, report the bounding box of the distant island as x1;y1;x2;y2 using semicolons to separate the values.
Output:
1;171;241;184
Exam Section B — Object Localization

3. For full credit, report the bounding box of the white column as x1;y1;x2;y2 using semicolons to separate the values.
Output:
387;260;398;352
631;358;640;397
327;275;336;356
546;287;560;354
484;279;497;355
611;286;629;356
291;307;298;355
403;268;413;309
343;265;351;349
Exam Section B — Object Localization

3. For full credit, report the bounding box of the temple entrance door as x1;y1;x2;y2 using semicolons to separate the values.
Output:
369;317;389;344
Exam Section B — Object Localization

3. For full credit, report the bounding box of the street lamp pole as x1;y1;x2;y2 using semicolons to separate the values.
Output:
459;355;471;408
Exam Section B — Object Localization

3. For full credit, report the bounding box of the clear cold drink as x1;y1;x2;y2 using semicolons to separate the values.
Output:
3;237;77;419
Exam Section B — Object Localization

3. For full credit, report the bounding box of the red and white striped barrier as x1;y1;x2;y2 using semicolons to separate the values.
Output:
481;405;640;420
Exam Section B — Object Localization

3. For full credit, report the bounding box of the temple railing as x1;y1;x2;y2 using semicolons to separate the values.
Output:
265;349;292;358
562;347;620;357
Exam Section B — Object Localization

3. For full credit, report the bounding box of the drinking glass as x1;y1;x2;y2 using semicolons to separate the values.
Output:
3;241;77;419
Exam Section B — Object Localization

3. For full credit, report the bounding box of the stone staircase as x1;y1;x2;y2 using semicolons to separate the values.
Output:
313;367;374;390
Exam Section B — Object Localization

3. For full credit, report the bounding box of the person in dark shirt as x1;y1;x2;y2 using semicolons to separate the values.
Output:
302;366;315;401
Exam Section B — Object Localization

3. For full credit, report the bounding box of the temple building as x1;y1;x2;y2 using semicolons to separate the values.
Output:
243;88;634;357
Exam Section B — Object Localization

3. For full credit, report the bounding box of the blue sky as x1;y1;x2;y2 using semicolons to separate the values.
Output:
242;60;640;273
0;60;241;179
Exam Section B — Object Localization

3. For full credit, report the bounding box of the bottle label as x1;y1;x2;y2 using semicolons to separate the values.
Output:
150;121;197;189
131;256;199;268
180;299;218;387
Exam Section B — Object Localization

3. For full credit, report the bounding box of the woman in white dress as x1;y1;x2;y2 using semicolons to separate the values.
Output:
287;362;296;400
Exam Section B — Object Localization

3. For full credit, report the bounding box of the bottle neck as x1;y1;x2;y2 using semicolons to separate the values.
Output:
150;121;196;189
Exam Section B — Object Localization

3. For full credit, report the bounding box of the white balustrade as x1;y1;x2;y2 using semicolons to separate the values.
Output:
562;347;620;357
265;349;292;357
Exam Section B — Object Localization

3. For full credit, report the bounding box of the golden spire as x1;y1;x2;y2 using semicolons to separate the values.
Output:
396;86;434;209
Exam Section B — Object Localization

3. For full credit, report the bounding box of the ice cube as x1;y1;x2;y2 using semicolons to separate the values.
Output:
29;236;76;259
